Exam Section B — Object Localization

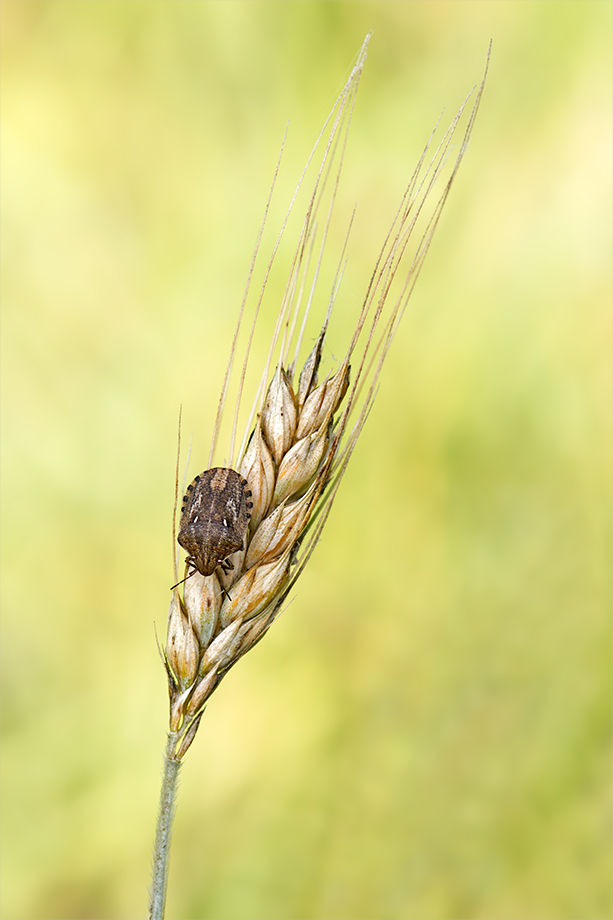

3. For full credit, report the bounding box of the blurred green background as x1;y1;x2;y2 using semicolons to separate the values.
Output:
1;2;610;919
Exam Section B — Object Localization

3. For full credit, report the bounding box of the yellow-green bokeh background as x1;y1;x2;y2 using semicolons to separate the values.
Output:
1;3;611;918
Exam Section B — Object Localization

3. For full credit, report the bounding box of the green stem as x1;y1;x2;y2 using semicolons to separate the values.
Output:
149;732;182;920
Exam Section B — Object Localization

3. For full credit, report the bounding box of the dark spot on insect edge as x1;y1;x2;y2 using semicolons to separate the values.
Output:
178;468;251;579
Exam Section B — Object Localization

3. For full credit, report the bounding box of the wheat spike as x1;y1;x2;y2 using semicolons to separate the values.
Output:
165;343;348;756
162;35;490;760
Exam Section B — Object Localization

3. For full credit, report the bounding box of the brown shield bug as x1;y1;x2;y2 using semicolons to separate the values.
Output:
178;468;253;579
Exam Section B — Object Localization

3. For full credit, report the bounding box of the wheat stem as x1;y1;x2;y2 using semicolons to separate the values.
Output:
148;732;182;920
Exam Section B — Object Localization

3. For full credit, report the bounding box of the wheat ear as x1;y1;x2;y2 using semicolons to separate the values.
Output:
166;342;350;758
149;34;490;920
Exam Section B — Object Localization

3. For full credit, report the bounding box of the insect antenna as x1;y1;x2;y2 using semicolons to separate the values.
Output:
170;569;197;592
170;567;233;602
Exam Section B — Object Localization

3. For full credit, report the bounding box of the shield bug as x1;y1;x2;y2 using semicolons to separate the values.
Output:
178;468;253;579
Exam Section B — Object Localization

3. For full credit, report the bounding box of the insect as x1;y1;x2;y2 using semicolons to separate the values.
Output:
178;468;253;580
